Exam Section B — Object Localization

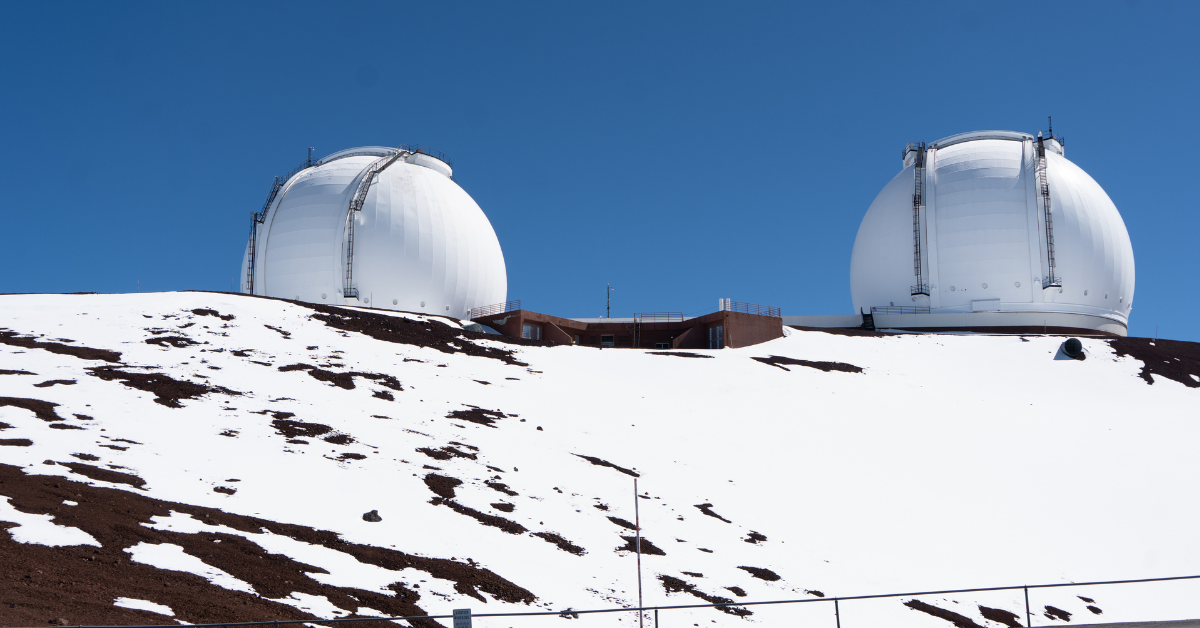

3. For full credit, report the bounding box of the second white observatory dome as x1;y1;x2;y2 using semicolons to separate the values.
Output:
850;130;1134;334
241;145;506;317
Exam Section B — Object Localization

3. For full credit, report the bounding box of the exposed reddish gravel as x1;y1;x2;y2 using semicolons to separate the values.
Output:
532;532;586;556
0;397;68;422
276;363;402;391
694;503;731;523
658;575;750;616
573;454;639;477
904;599;987;628
445;406;509;428
616;536;665;556
423;474;463;499
0;463;535;627
0;330;122;363
737;566;779;581
1108;336;1200;388
86;367;241;408
752;355;864;373
306;305;542;365
979;605;1023;628
429;497;528;534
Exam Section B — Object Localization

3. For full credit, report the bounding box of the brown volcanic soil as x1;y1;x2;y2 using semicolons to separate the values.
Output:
0;463;535;627
33;379;76;388
429;497;528;534
0;369;37;375
445;406;509;428
423;474;463;499
573;454;639;477
144;336;199;348
658;575;750;617
1044;605;1072;622
306;305;543;366
905;599;986;628
532;532;586;556
0;438;33;447
190;308;235;321
277;363;402;391
1108;336;1200;388
86;367;241;408
694;503;731;523
0;397;68;422
737;566;779;581
0;330;122;363
616;536;665;556
979;605;1023;628
56;462;146;488
752;355;863;373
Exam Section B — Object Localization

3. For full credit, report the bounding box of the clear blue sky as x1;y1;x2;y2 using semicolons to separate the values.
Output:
2;2;1196;340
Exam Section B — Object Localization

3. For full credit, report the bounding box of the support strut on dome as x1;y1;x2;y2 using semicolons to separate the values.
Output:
909;142;930;296
343;147;412;299
1036;133;1061;289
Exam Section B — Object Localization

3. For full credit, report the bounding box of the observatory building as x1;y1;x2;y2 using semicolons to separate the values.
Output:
240;146;506;317
846;130;1135;335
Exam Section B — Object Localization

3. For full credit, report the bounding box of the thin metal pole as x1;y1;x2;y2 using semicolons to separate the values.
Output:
635;477;643;628
834;598;841;628
654;608;658;628
1024;586;1031;627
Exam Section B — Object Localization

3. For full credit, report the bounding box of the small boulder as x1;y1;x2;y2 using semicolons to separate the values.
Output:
362;509;382;522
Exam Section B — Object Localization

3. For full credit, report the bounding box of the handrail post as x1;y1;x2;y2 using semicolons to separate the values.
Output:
1024;586;1031;627
834;598;841;628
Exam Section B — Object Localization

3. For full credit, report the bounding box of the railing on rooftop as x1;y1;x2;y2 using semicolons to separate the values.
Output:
718;299;781;318
467;300;521;319
634;312;683;323
21;572;1200;628
399;143;453;168
870;305;931;315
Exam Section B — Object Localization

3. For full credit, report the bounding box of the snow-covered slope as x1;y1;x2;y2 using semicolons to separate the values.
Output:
1;292;1198;628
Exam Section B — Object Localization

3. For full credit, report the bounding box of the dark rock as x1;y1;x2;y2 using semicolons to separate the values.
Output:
363;510;382;522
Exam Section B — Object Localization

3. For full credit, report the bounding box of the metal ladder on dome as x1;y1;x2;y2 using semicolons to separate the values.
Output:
910;142;929;296
342;147;411;300
245;149;319;294
1035;133;1061;288
860;308;875;331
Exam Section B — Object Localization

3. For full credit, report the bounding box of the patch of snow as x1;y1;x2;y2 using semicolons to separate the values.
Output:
113;597;174;616
0;497;100;547
63;500;78;506
124;542;256;594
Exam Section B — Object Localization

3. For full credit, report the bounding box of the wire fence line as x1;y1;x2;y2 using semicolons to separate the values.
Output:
24;573;1200;628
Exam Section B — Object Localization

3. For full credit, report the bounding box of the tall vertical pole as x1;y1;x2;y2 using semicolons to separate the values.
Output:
834;598;841;628
635;477;643;628
607;283;612;319
1024;586;1031;627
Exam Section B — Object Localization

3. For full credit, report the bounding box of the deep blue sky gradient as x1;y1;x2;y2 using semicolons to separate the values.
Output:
2;1;1196;340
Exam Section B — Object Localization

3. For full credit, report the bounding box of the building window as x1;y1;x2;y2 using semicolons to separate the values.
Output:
522;324;541;340
600;334;615;347
708;325;724;349
655;342;670;349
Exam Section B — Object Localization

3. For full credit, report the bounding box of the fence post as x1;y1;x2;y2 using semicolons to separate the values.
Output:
1024;586;1031;627
834;598;841;628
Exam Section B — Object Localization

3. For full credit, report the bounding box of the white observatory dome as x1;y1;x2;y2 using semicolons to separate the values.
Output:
850;130;1134;334
240;146;506;318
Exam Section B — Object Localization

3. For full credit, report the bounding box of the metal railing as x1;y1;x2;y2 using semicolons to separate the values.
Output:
717;299;781;318
634;312;683;323
871;305;931;315
467;300;522;319
23;572;1200;628
399;143;453;169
